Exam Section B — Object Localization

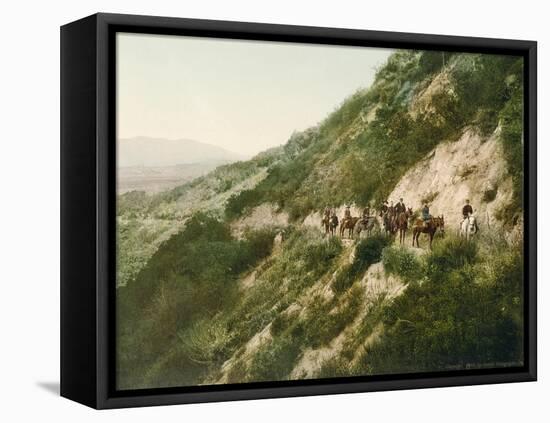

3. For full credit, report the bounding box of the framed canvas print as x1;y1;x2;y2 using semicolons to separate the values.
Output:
60;13;537;409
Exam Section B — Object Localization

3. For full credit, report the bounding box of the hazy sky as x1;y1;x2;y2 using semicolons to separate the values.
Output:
117;33;393;157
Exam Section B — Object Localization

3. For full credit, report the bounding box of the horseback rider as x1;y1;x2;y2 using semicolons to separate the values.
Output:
389;201;395;217
327;208;338;233
462;199;479;233
380;200;389;216
322;205;331;227
395;198;406;214
362;205;370;222
421;203;431;227
462;199;473;219
343;205;351;225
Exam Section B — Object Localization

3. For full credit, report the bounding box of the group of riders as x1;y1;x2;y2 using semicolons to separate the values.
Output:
321;198;479;246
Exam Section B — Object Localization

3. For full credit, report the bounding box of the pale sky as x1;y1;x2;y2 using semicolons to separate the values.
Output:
117;33;393;157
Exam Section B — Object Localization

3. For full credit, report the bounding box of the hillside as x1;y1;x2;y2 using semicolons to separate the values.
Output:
116;49;524;389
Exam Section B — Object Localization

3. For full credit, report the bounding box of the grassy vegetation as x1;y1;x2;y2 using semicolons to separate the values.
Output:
497;66;524;223
314;232;523;379
382;246;424;283
221;230;343;352
355;235;523;374
247;284;364;382
117;213;276;388
332;235;391;293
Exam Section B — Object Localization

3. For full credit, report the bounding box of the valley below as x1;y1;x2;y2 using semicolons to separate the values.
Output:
118;161;235;194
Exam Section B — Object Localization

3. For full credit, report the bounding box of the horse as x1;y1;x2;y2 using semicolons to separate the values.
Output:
355;216;379;238
460;214;477;241
412;215;445;249
396;208;413;245
382;212;395;236
328;215;339;236
321;214;331;235
340;217;360;238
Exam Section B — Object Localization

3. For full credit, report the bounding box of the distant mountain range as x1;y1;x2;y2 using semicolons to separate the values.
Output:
118;136;247;167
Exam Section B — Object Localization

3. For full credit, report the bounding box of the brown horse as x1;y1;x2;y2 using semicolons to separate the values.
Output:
382;212;395;236
396;208;413;245
321;215;330;235
412;215;445;249
340;217;360;238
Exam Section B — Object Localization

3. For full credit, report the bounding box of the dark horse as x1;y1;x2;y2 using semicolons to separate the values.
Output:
322;215;330;235
412;215;445;249
328;215;339;236
396;208;413;245
322;215;339;236
340;217;360;238
382;212;396;236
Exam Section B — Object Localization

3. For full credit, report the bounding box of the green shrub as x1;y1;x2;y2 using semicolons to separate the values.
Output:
355;234;392;265
177;317;233;365
243;228;277;262
225;189;259;219
247;335;303;382
303;236;343;269
414;51;453;79
426;235;478;281
382;246;424;283
482;186;498;202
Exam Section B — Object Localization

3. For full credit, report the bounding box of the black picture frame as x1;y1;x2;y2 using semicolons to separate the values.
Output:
60;12;537;409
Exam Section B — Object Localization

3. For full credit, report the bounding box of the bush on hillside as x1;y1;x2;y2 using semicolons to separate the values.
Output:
382;246;424;283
